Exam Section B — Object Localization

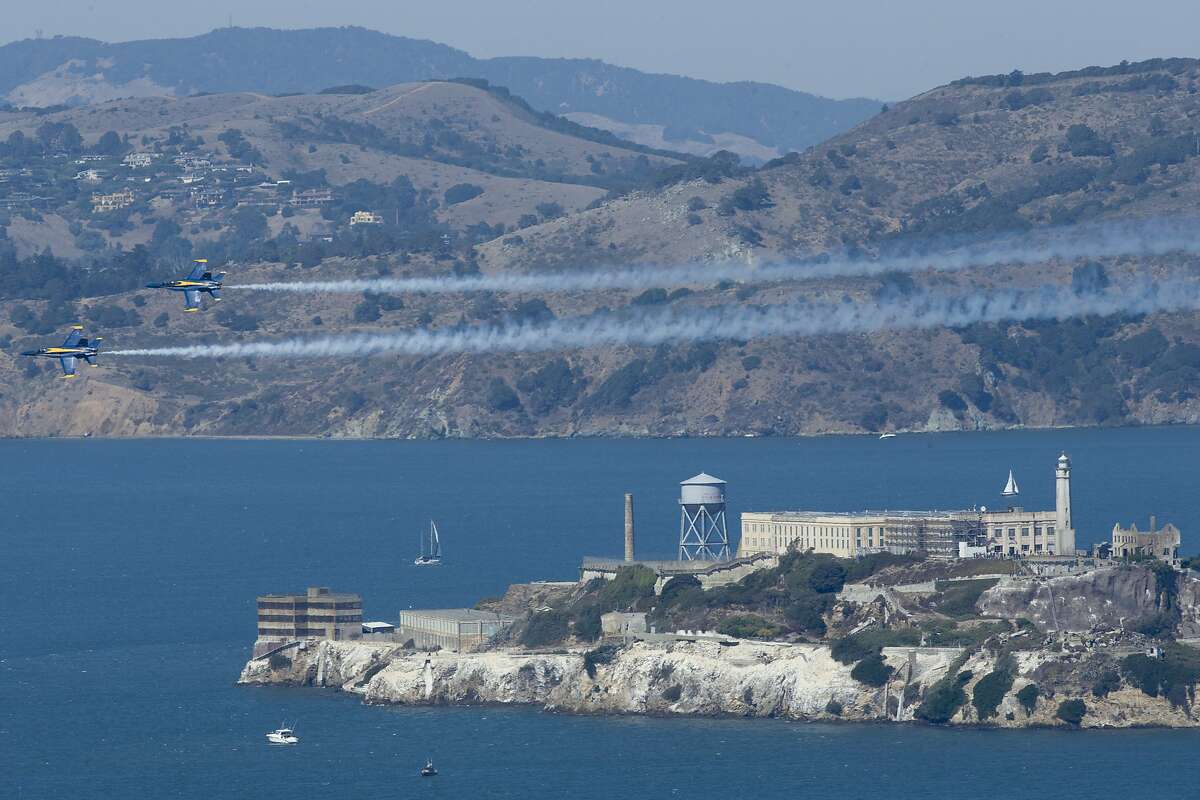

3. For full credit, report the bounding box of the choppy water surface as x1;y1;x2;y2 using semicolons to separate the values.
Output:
3;428;1200;798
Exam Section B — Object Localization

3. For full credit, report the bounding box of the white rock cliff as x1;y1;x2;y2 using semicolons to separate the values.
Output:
239;637;1198;728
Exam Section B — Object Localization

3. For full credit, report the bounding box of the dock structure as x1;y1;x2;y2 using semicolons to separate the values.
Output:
397;609;514;652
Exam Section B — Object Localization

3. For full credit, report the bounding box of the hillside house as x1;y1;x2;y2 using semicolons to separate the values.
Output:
91;189;135;212
291;189;333;207
123;152;156;168
350;210;383;225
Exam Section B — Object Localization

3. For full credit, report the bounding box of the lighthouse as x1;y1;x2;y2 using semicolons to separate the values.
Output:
1056;452;1075;553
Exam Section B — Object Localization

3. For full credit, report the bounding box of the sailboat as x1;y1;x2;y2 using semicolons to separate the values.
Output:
1002;469;1020;497
414;520;442;566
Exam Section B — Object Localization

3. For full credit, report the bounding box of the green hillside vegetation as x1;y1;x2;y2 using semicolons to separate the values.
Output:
509;551;922;649
916;667;973;724
1017;683;1040;715
1055;698;1088;725
1121;643;1200;707
849;652;894;687
972;660;1016;719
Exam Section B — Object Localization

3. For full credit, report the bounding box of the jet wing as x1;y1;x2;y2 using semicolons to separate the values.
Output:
62;328;83;347
183;289;201;311
185;260;207;280
59;356;77;377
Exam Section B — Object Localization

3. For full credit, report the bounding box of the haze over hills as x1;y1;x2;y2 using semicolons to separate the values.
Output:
3;57;1200;439
0;26;882;161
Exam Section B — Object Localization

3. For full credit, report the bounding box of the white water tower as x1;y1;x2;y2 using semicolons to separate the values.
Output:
679;472;730;561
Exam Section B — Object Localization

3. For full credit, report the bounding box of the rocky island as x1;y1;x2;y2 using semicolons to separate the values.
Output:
241;554;1200;729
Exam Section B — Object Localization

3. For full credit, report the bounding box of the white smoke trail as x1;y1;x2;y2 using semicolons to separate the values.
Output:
110;279;1200;360
235;217;1200;295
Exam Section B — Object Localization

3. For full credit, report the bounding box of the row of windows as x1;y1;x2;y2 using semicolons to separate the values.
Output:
747;522;875;536
258;614;363;625
257;614;364;623
257;603;361;611
257;627;362;637
989;526;1055;539
993;544;1055;554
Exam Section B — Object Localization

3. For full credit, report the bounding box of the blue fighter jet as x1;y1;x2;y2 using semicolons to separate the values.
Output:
147;258;225;312
21;326;102;378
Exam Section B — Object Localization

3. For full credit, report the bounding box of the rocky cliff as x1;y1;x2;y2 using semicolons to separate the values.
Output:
977;566;1200;635
239;636;1198;728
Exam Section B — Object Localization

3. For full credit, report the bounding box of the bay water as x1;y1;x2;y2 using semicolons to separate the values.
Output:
3;428;1200;798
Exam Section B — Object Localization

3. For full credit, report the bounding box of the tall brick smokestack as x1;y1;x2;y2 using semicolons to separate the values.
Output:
624;493;635;562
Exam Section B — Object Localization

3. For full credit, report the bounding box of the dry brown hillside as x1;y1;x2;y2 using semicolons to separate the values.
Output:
480;60;1200;270
6;60;1200;439
0;81;681;234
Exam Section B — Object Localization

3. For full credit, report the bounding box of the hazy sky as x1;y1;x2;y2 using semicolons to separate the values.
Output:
3;1;1198;100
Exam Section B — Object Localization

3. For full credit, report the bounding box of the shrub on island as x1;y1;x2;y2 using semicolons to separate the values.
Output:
1056;698;1087;726
916;670;972;724
850;652;894;688
521;610;570;647
1017;683;1040;716
716;614;785;640
972;667;1015;719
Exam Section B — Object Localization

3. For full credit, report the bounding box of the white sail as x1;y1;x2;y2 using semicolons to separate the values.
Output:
415;519;442;565
1002;469;1020;497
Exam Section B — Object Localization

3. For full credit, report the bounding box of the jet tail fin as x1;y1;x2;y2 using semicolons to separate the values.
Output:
85;338;101;365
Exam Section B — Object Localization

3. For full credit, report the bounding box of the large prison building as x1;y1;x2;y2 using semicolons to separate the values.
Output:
737;454;1076;560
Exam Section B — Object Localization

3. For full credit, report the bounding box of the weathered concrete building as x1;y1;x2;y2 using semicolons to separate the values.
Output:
579;554;778;593
254;586;362;656
601;611;648;639
738;454;1077;559
397;609;513;652
1109;517;1181;565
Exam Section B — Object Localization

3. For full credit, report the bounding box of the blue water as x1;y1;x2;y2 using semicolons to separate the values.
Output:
4;428;1200;798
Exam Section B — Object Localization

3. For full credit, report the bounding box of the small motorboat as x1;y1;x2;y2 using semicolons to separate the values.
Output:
878;432;897;440
420;759;438;777
266;726;299;745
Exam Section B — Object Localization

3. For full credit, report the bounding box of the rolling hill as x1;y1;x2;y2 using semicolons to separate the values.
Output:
0;26;881;162
480;59;1200;269
0;78;685;259
3;58;1200;439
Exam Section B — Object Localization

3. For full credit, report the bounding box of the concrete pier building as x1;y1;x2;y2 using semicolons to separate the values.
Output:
254;586;363;655
738;453;1077;559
